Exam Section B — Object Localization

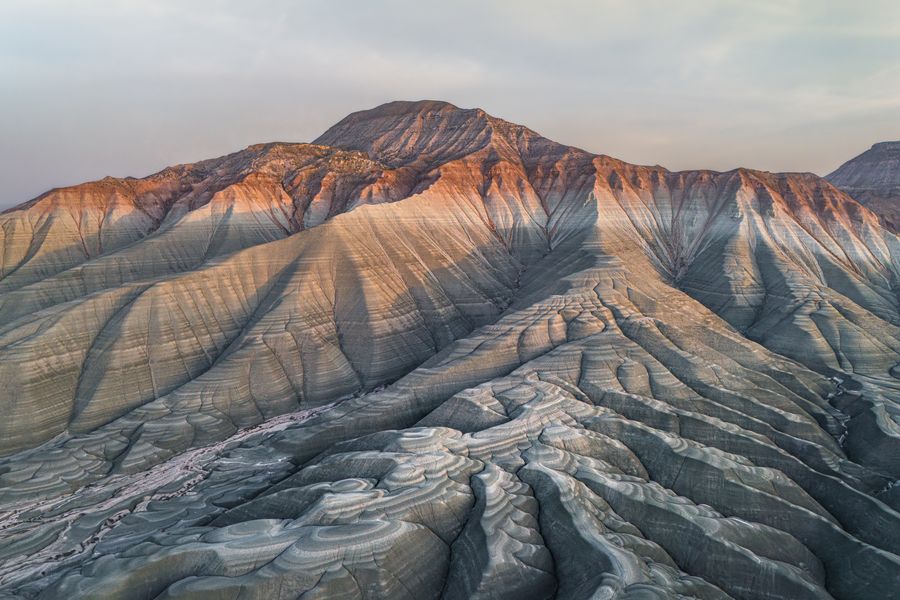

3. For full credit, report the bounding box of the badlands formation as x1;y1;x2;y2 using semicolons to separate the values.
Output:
0;101;898;599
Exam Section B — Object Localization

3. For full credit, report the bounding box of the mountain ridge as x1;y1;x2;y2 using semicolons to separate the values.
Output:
0;101;898;599
828;140;900;231
5;100;872;215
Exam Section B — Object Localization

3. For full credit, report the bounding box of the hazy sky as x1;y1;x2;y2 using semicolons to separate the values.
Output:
2;0;899;208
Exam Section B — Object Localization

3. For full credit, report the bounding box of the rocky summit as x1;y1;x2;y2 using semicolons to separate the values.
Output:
0;100;898;599
828;141;900;232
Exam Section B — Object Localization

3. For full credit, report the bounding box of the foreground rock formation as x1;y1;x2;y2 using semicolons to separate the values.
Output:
828;141;900;231
0;101;898;599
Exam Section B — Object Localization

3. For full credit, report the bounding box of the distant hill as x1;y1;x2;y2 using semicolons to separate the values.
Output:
828;141;900;231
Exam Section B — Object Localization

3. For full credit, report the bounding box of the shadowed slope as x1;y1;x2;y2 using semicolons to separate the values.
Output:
828;141;900;231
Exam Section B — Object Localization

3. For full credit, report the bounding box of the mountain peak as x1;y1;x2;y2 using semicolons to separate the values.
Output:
827;139;900;190
826;139;900;230
314;100;556;167
871;140;900;152
313;100;494;167
342;99;469;118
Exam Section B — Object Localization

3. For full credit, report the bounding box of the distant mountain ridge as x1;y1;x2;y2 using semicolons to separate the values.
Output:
828;140;900;231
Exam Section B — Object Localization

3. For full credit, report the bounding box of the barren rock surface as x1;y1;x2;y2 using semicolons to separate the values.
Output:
0;101;898;598
828;141;900;231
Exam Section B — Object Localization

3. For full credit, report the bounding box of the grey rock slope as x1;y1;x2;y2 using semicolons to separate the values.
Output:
828;141;900;231
0;101;898;599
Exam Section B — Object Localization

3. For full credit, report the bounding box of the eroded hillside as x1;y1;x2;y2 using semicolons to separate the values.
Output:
0;101;898;599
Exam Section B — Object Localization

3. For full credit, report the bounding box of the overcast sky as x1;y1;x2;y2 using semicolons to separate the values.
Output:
2;0;899;208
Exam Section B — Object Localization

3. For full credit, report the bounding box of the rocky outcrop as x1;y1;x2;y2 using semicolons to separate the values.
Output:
828;141;900;231
0;101;898;599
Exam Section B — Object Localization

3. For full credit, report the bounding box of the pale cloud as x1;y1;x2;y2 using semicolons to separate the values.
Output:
1;0;898;207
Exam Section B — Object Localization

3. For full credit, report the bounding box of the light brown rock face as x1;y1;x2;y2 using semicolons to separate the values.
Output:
828;141;900;231
0;101;898;599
